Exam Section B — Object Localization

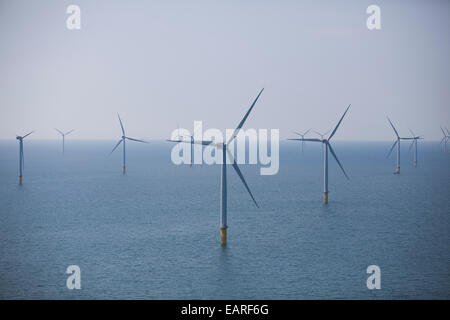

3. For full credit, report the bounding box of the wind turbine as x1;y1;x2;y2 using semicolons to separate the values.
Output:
313;129;330;151
16;131;34;184
292;129;311;154
110;114;147;174
54;128;74;155
386;117;410;174
166;126;209;166
288;105;350;204
440;127;449;153
406;129;423;168
167;88;264;245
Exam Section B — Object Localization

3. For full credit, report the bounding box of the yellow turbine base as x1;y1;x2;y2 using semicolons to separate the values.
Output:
323;192;328;204
18;176;22;185
122;166;126;174
220;228;227;246
414;161;417;168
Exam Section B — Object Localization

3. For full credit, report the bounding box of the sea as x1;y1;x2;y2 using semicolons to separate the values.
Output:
0;140;449;299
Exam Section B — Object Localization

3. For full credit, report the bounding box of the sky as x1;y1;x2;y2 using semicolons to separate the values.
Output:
0;0;449;141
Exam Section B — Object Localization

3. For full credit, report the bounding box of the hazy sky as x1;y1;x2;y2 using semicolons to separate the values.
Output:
0;0;449;141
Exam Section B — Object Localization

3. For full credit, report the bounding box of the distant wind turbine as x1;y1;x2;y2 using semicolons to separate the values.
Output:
386;117;410;174
440;127;449;153
166;128;212;166
110;114;147;174
16;131;34;184
288;105;351;204
406;129;423;168
313;129;331;151
54;128;74;155
167;88;264;245
292;129;311;154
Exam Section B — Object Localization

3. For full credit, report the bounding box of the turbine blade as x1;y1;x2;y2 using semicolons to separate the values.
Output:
386;140;398;159
329;104;351;140
226;149;259;208
440;137;446;144
169;138;213;146
303;129;311;136
22;131;34;139
65;129;75;136
387;117;399;138
327;142;349;180
312;130;322;137
55;128;64;136
227;88;264;145
109;139;123;155
408;128;415;137
125;137;148;143
441;127;446;137
288;138;321;142
408;140;414;154
117;114;125;135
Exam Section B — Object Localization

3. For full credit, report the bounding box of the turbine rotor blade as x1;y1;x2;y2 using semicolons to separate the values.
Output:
55;128;64;136
408;140;414;154
65;129;75;136
386;140;398;159
125;137;148;143
328;104;351;140
22;131;34;139
226;149;259;208
312;130;322;137
387;117;399;138
288;138;322;142
327;142;349;180
227;88;264;145
117;114;125;135
109;139;123;155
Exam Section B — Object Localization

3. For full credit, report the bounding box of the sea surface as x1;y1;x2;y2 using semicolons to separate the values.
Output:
0;140;449;299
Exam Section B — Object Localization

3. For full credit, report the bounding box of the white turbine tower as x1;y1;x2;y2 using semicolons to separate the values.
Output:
288;105;351;204
386;117;410;174
406;129;423;168
110;114;147;174
55;128;74;155
16;131;34;184
167;88;264;245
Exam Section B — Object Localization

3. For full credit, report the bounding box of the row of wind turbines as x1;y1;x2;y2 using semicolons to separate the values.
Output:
13;90;449;246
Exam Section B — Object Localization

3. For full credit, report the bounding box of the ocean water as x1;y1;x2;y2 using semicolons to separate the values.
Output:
0;140;449;299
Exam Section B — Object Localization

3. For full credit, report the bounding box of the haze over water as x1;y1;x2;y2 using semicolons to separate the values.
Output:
0;140;449;299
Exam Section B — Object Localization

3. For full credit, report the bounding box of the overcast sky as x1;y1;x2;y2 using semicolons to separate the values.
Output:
0;0;449;141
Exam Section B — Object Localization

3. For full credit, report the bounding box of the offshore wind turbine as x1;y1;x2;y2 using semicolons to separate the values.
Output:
292;129;311;154
288;105;350;204
440;127;449;153
313;129;330;151
167;88;264;245
16;131;34;184
386;117;410;174
110;114;147;174
406;129;423;168
54;128;74;155
166;127;210;166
